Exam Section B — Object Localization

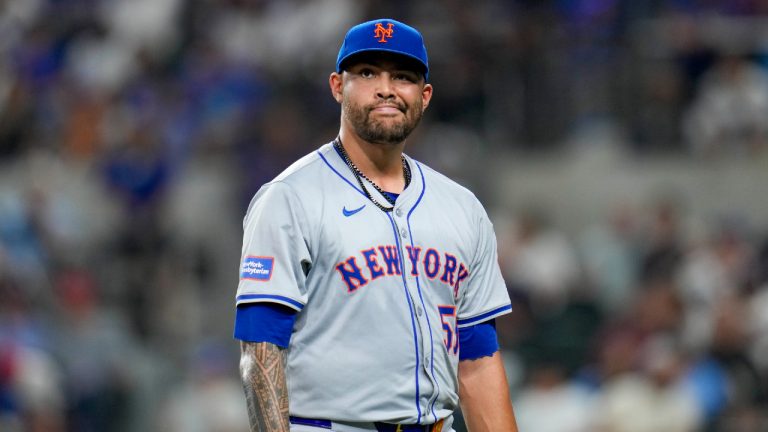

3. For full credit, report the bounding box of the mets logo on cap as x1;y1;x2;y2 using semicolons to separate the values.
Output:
336;18;429;79
374;22;394;43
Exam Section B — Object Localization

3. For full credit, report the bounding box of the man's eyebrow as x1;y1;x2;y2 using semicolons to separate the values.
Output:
350;61;423;75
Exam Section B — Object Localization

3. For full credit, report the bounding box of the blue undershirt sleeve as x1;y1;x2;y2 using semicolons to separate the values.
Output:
458;319;499;361
234;302;297;348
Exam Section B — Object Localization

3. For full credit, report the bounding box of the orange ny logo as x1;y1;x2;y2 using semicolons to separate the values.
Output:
374;22;394;43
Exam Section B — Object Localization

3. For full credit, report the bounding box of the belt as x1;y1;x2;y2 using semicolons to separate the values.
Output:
374;419;444;432
289;416;445;432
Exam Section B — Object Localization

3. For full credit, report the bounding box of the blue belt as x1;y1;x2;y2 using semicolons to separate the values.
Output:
289;416;333;429
289;416;443;432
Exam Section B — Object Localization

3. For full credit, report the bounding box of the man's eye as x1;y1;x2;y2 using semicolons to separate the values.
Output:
360;69;375;78
395;73;415;82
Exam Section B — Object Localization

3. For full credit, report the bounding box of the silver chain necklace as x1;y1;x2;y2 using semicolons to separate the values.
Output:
333;137;411;213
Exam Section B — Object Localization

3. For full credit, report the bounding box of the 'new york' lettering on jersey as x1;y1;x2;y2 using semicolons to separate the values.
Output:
235;142;511;425
335;245;469;295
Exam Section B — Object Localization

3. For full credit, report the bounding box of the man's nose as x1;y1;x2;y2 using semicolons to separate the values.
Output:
375;73;395;99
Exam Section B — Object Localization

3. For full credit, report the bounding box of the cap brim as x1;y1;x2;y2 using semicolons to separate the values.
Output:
337;48;429;77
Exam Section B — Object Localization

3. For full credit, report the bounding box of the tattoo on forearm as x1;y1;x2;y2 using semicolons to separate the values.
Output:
240;341;290;432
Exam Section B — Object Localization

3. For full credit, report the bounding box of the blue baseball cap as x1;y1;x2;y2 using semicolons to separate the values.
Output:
336;18;429;80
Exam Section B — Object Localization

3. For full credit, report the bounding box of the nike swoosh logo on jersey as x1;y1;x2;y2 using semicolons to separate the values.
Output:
343;205;366;217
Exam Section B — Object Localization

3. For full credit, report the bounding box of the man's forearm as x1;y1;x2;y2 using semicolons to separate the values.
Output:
458;351;518;432
240;341;290;432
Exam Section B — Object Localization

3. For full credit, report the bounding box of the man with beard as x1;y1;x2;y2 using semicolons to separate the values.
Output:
234;19;519;432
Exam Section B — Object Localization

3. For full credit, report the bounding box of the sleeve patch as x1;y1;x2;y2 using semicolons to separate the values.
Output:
241;256;275;281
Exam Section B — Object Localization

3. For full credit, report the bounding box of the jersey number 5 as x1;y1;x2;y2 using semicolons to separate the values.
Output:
438;305;459;355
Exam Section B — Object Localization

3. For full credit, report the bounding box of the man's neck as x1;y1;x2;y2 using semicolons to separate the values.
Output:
338;130;407;193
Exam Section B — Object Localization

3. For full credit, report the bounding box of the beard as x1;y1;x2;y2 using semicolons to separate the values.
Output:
342;96;423;145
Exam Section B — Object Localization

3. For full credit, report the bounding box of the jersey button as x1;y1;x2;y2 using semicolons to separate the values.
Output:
395;208;403;217
416;306;423;316
400;228;407;238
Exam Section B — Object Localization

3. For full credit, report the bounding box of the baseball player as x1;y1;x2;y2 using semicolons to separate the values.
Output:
234;18;518;432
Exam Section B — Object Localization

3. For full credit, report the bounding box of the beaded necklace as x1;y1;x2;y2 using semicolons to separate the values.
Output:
333;137;411;213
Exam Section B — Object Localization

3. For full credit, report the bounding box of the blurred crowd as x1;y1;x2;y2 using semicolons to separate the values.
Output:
499;199;768;432
1;0;767;431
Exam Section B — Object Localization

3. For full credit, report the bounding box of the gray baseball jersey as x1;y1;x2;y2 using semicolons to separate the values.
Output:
235;142;511;425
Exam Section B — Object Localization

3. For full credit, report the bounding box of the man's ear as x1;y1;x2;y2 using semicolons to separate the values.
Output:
329;72;343;103
421;83;433;112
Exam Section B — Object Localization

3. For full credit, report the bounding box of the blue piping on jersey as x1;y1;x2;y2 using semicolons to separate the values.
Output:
319;147;424;421
236;294;304;310
405;160;440;422
457;304;513;327
386;212;423;421
317;149;367;197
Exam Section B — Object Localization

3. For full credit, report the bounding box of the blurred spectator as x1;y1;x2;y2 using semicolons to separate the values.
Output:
51;267;141;432
683;54;768;156
749;283;768;374
577;205;640;314
501;208;580;313
639;197;685;285
500;208;602;376
677;217;754;352
707;294;765;414
0;75;36;158
0;342;65;432
682;356;729;423
0;264;64;432
157;342;248;432
0;185;82;296
591;335;703;432
513;363;595;432
102;130;171;212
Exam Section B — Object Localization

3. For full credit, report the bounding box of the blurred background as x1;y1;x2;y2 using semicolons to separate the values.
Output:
1;0;767;431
